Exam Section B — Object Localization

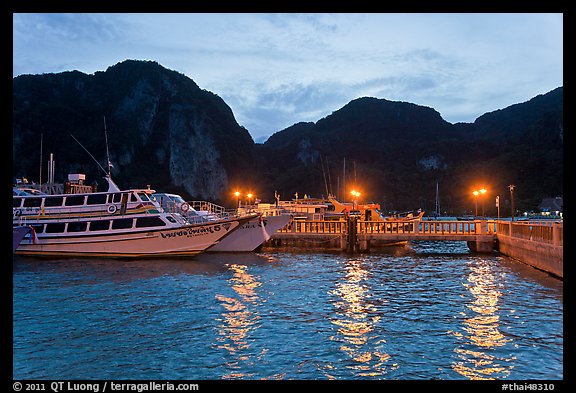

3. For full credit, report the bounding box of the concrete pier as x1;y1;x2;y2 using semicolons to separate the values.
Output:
495;221;563;278
263;218;563;279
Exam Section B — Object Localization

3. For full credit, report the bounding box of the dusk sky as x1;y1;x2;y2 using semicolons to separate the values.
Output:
13;13;563;143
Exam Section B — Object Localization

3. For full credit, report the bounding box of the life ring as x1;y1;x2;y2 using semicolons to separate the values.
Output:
107;205;117;214
181;202;190;212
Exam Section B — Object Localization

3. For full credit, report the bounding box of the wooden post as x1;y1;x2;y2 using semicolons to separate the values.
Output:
347;216;358;253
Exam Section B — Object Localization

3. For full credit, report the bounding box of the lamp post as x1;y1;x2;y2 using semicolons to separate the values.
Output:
351;190;360;210
480;188;487;218
234;191;240;208
508;184;515;221
473;190;479;218
247;193;253;210
472;188;487;219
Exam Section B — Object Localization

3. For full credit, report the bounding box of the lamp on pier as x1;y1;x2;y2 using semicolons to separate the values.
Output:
472;188;488;219
351;190;361;210
234;191;241;208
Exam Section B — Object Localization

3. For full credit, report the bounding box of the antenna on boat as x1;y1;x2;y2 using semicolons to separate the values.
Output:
103;116;112;177
70;134;108;175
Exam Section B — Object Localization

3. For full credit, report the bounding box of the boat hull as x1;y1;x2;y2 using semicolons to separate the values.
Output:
207;214;291;252
14;218;245;258
13;226;32;253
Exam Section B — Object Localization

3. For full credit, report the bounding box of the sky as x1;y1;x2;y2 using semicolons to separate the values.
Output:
13;13;563;143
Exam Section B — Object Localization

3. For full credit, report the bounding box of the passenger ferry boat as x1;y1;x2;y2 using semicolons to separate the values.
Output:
153;193;291;252
12;175;257;257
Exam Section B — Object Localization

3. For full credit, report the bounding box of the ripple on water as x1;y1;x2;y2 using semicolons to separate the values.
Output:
12;248;563;380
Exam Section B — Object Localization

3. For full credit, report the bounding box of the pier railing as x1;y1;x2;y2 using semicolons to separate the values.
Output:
279;220;347;234
276;218;562;245
496;221;563;246
278;219;500;236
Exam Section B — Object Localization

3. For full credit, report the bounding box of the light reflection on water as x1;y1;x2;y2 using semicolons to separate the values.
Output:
329;259;392;378
451;259;514;379
13;243;563;380
215;263;264;379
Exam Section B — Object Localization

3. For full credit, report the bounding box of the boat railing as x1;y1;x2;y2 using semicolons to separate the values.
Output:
188;201;226;215
12;202;188;225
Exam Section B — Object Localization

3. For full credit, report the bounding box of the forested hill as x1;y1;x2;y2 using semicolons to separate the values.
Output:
256;88;563;214
13;60;257;202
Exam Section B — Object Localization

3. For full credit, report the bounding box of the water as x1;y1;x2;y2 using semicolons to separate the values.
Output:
12;242;563;380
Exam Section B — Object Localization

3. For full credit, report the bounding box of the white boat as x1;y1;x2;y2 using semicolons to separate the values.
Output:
13;176;257;258
153;193;291;252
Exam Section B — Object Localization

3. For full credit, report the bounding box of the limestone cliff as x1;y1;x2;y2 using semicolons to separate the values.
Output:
13;60;256;202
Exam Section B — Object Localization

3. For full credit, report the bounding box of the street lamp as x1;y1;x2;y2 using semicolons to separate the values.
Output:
472;188;487;218
479;188;487;218
350;190;361;210
473;190;479;217
508;184;515;221
234;191;240;208
247;193;253;208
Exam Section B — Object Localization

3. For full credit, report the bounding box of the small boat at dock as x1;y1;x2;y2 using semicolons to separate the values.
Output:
13;174;257;257
153;193;291;252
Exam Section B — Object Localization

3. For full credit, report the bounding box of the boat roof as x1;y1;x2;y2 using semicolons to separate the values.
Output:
152;192;183;199
13;187;47;196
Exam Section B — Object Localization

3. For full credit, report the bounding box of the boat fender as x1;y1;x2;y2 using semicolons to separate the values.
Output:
181;202;190;212
107;205;118;214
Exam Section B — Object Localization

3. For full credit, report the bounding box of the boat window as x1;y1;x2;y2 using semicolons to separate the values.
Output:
89;220;111;231
110;193;122;203
112;218;134;230
87;194;108;205
23;198;42;208
13;198;23;208
44;197;64;207
45;223;66;233
130;193;138;203
138;192;151;202
135;216;167;228
173;196;185;204
166;216;176;223
65;195;86;206
31;224;44;233
67;222;88;232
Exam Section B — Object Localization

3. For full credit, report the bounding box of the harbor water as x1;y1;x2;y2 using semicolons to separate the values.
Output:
12;241;563;380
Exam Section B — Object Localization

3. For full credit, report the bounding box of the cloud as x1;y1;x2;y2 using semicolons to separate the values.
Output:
13;13;563;141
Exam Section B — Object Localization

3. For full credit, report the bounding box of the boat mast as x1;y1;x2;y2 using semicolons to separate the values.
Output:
38;133;43;190
320;156;329;198
326;156;333;197
343;157;346;201
435;180;440;216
